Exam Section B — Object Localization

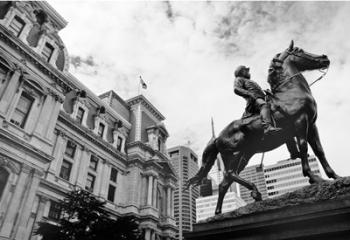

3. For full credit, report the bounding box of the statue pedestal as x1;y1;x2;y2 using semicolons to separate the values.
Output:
185;177;350;240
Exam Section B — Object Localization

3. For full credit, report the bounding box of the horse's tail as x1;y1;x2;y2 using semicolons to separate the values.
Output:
184;138;219;191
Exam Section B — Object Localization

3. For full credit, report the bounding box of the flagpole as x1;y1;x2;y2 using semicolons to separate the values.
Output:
138;78;141;96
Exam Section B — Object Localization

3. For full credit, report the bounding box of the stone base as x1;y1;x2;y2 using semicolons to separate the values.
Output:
185;177;350;240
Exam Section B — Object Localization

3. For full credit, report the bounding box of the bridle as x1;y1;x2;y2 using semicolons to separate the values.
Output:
271;48;329;91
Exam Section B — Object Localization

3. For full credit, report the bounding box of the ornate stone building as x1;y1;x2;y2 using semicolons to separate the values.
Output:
0;2;177;240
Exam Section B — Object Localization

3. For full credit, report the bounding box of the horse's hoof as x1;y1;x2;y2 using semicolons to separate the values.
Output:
326;169;340;180
251;191;262;201
215;210;221;215
308;175;324;184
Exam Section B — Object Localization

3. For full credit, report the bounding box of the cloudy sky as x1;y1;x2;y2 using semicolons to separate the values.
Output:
49;1;350;177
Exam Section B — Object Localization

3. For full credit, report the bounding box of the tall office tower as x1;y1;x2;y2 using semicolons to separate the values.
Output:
168;146;199;240
264;156;321;198
196;191;246;222
238;164;269;204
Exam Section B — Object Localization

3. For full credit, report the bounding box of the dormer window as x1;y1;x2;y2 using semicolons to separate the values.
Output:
10;92;34;128
42;42;54;62
97;123;105;138
9;16;25;37
158;138;162;151
116;136;123;152
76;107;85;124
64;140;76;158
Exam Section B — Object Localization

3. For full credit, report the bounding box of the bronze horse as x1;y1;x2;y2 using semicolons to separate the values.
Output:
187;41;340;215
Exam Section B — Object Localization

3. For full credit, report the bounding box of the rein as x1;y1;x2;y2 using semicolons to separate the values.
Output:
309;66;329;87
272;51;329;91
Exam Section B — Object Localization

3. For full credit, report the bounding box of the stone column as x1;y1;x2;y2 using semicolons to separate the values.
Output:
46;98;63;141
49;131;67;175
171;189;174;217
0;166;30;237
93;158;104;195
29;196;48;240
147;175;153;206
15;170;42;239
70;145;83;184
167;187;171;216
0;69;21;114
99;161;110;198
153;177;158;208
145;229;151;240
135;104;142;141
33;94;53;136
76;149;91;188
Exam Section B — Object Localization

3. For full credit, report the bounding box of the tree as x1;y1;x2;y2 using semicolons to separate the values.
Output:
35;190;144;240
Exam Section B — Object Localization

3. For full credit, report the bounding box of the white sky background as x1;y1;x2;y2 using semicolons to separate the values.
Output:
49;1;350;177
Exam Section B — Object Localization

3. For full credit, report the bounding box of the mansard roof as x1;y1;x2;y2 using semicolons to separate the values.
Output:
127;95;165;121
34;1;68;30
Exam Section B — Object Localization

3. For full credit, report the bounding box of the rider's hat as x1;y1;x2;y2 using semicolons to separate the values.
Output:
234;65;250;77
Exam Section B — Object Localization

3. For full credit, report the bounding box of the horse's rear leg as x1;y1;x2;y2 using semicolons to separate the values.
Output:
286;137;300;159
296;116;323;184
215;152;259;215
308;124;340;179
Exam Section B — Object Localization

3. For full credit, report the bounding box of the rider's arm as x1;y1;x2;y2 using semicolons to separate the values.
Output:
234;78;256;99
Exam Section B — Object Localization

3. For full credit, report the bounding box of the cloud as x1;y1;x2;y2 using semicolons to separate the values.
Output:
49;1;350;177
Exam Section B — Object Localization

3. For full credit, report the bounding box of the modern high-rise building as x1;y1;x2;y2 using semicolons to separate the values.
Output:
238;164;268;204
264;156;321;198
168;146;199;240
0;2;177;240
196;191;246;222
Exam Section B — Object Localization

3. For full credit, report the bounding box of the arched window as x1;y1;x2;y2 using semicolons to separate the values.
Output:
0;167;9;200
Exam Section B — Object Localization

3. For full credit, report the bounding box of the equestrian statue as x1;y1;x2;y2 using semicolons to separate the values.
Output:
186;40;340;215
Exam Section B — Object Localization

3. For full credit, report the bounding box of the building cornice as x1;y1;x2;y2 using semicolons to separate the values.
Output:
126;95;165;121
127;141;177;180
0;25;73;92
0;127;54;164
34;2;68;30
1;25;132;128
58;112;128;164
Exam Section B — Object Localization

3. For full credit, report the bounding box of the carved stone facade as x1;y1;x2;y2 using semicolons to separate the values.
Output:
0;2;177;240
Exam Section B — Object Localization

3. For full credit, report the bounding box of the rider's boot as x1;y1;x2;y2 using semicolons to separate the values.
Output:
260;103;282;134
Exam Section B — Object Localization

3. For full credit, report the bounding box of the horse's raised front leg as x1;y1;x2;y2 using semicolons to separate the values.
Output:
308;124;340;179
295;116;323;184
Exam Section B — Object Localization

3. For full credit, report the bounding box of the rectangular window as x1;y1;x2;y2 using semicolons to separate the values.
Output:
98;123;105;138
107;185;116;202
9;16;25;37
116;136;123;151
59;160;72;181
42;43;54;62
85;173;95;192
110;168;118;183
10;92;34;128
89;155;98;171
48;201;62;221
76;107;85;124
65;141;76;158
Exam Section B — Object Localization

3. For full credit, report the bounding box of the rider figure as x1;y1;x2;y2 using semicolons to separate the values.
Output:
234;65;281;134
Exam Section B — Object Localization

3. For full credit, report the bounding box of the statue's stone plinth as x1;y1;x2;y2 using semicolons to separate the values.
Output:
185;177;350;240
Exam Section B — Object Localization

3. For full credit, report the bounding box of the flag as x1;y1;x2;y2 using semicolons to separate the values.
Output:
139;76;147;89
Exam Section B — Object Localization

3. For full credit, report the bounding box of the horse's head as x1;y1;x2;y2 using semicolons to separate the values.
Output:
268;40;330;91
276;40;330;71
